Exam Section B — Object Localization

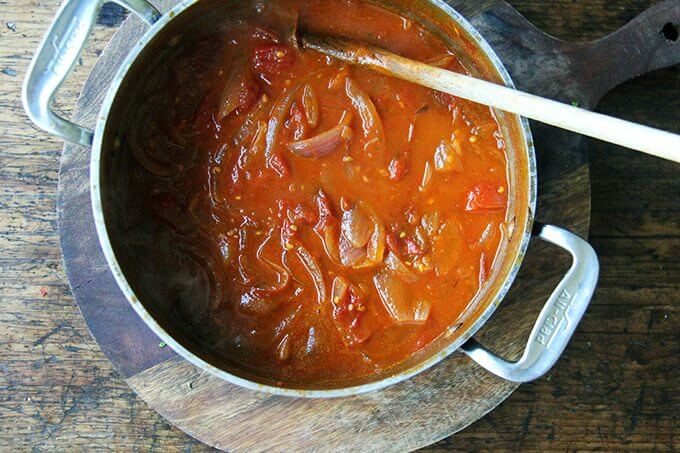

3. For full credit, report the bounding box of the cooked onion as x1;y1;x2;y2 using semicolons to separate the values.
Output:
276;334;291;361
339;233;367;267
265;82;304;175
419;161;433;191
253;232;290;294
218;58;253;121
341;203;372;248
234;94;270;146
373;270;429;325
265;72;330;175
237;120;267;170
431;219;463;277
240;292;280;315
355;201;385;269
293;244;327;305
384;251;418;283
312;223;338;264
315;191;342;264
433;138;463;173
412;300;431;323
237;230;290;300
302;84;319;128
287;117;352;158
331;275;350;305
420;211;441;237
345;77;385;156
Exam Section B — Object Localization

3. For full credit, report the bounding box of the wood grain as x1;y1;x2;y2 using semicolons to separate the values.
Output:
53;0;590;448
0;0;677;451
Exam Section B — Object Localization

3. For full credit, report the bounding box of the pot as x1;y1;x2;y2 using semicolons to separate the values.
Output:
23;0;599;397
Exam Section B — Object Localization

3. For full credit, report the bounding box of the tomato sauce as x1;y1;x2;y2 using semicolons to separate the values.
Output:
125;0;509;384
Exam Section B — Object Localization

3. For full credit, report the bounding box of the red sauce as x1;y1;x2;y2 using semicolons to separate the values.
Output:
125;0;508;384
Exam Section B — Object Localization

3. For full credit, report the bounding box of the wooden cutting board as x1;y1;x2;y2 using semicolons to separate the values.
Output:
57;0;680;450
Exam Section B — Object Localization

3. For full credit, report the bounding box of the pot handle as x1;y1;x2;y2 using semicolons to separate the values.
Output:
22;0;161;146
460;223;599;382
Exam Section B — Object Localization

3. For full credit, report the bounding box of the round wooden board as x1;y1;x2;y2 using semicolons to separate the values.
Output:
57;0;679;450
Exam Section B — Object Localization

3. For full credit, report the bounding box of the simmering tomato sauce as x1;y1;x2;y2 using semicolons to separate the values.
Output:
125;0;509;384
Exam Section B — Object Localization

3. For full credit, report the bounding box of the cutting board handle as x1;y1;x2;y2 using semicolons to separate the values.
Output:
585;0;680;102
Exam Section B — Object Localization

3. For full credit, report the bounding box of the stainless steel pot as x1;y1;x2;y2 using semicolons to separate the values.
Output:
23;0;599;397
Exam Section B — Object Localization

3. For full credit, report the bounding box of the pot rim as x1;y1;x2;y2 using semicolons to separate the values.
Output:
90;0;537;398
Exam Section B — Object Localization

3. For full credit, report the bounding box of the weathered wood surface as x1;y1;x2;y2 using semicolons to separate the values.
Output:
0;0;678;451
57;0;594;449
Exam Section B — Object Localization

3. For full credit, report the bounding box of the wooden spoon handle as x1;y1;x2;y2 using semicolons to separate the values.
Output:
302;33;680;164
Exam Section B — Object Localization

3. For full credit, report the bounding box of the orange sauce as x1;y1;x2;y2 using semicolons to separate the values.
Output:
127;0;508;384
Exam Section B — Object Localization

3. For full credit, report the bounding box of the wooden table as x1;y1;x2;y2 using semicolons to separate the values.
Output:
1;0;678;450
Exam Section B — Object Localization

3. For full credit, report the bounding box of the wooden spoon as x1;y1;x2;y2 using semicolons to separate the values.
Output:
301;33;680;164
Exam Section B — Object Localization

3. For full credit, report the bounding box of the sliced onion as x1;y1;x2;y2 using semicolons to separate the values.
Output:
304;326;318;356
412;300;431;323
253;232;290;295
341;203;372;248
433;138;463;173
264;71;331;174
420;211;441;237
236;120;267;171
276;334;291;361
339;233;367;267
320;223;341;265
274;303;302;338
301;84;319;128
237;229;290;307
265;82;304;175
314;191;341;264
414;225;428;251
355;201;385;268
373;269;429;325
287;121;351;158
167;242;224;312
319;198;384;270
419;161;433;191
431;219;463;277
293;244;327;305
218;58;252;121
331;275;350;305
239;292;280;316
234;94;270;146
249;120;268;156
384;251;418;283
345;77;385;156
315;189;334;230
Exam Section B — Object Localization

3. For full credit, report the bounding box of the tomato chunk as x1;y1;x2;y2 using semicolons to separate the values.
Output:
465;183;506;212
252;45;295;81
331;277;372;345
